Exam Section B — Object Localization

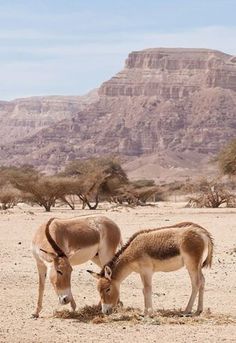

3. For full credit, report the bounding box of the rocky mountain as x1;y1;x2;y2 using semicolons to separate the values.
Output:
1;48;236;181
0;90;98;144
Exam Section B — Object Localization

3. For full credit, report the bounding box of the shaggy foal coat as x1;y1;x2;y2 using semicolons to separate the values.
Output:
89;222;213;315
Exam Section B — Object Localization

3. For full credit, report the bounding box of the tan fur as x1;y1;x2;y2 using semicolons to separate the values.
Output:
92;222;213;316
32;215;122;318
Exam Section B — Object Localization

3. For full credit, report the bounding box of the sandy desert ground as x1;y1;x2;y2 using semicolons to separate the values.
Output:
0;201;236;343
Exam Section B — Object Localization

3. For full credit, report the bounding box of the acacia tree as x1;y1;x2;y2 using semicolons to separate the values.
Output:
0;185;21;210
11;172;78;212
218;139;236;177
58;194;77;210
65;159;160;207
0;166;33;210
62;157;128;209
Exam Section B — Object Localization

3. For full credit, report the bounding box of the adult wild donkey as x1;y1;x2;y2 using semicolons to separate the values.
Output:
88;222;213;316
32;216;122;318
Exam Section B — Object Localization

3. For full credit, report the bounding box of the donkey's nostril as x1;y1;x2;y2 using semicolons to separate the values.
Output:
105;308;112;315
63;296;69;304
59;295;70;305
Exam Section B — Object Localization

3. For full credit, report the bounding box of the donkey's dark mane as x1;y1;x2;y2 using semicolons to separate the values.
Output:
44;217;67;257
100;222;199;276
100;229;149;276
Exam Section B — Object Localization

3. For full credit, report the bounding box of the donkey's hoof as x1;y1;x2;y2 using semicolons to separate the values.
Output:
194;310;203;316
70;303;76;312
117;300;123;308
31;313;39;319
181;312;192;317
144;308;154;317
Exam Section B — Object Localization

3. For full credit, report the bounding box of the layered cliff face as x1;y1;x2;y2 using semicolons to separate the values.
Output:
0;48;236;180
100;48;236;97
0;91;98;144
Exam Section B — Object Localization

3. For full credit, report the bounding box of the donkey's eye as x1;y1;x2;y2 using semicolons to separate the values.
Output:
105;288;110;293
57;270;63;275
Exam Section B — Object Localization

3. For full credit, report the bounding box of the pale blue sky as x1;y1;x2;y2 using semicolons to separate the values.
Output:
1;0;236;100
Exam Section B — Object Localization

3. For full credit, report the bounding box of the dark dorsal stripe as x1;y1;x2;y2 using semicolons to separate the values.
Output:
45;217;67;258
147;240;180;260
100;222;194;276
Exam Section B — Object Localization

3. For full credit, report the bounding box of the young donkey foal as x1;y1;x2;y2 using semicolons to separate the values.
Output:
32;216;122;318
88;222;213;316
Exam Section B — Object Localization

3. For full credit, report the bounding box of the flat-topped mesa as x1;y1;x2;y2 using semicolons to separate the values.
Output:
99;48;236;98
0;47;235;176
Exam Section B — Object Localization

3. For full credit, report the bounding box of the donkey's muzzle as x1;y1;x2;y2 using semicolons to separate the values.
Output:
59;295;70;305
102;303;113;315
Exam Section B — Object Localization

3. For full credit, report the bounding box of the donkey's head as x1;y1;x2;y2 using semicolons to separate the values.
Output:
87;266;120;314
41;218;74;306
40;248;73;306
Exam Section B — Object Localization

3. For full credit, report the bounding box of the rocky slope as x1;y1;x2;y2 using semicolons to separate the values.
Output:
0;48;236;180
0;90;98;144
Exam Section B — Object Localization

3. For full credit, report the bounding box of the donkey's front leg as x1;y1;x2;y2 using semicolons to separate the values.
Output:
32;261;47;318
70;296;76;311
140;270;153;316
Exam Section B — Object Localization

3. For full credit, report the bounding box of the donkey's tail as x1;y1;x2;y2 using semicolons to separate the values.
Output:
202;232;214;268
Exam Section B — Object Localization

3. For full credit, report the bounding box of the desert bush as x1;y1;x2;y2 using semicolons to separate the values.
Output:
0;185;21;210
186;181;235;208
111;183;160;206
131;179;155;188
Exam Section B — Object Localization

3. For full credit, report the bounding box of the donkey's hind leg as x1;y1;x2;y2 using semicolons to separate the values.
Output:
195;269;205;315
184;259;201;315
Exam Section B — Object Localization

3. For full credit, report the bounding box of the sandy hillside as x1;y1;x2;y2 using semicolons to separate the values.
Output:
0;202;236;343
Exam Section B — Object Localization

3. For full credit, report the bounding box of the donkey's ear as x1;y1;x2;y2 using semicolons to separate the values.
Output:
87;270;100;279
40;248;57;259
104;266;112;280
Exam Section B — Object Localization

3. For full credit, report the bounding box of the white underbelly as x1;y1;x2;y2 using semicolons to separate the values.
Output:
153;255;184;272
69;244;99;266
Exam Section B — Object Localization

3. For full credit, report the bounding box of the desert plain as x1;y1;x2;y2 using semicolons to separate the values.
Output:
0;201;236;343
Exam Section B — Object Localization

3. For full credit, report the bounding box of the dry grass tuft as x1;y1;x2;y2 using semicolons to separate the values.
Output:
91;316;108;324
53;304;102;322
53;305;236;326
145;308;236;326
